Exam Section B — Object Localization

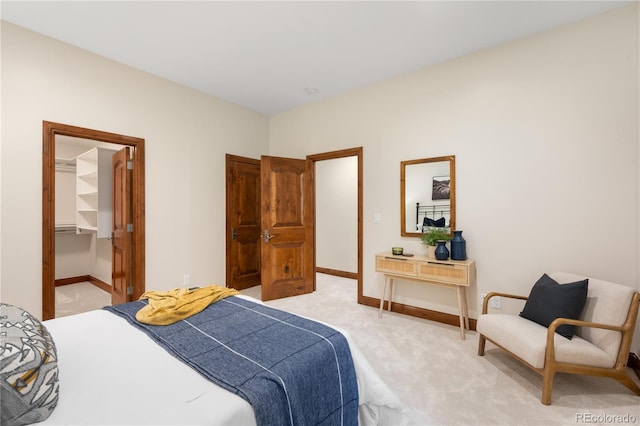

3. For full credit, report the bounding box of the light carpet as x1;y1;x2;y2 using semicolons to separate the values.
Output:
241;273;640;426
55;282;111;318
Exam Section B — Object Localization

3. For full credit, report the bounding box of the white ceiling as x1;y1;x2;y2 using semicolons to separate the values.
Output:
1;1;633;115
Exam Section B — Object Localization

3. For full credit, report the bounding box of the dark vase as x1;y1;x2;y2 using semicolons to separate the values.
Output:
435;240;449;260
451;230;467;261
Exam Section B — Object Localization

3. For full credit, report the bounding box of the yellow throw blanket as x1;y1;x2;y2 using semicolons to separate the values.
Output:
135;285;239;325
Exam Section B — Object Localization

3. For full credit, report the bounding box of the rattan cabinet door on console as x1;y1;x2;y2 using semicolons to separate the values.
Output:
375;253;476;339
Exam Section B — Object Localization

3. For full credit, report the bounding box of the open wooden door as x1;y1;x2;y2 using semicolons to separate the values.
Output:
260;156;314;301
112;147;132;305
226;155;261;290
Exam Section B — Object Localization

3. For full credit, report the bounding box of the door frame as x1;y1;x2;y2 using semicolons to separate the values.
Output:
42;121;146;320
307;147;363;304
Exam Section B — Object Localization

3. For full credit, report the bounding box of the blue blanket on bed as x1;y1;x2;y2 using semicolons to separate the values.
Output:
105;296;358;426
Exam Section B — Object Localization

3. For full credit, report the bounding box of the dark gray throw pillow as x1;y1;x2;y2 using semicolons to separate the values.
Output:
423;217;446;228
1;303;59;426
519;274;588;339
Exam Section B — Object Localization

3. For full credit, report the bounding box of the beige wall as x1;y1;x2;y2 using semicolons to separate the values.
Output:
637;0;640;324
0;21;269;316
1;6;639;350
270;6;640;347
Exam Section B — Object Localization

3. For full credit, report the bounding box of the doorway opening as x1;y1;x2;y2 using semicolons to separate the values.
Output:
308;147;363;303
225;147;363;303
42;121;146;320
54;137;124;317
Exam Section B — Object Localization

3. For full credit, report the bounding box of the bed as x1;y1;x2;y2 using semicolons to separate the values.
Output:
2;295;406;426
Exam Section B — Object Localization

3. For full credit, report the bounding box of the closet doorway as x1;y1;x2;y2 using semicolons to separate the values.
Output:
42;121;146;320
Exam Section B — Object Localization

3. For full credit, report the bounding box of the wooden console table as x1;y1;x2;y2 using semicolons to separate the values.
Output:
376;253;476;339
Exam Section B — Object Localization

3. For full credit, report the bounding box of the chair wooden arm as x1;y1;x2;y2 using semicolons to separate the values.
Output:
545;317;628;366
548;317;626;334
482;292;528;314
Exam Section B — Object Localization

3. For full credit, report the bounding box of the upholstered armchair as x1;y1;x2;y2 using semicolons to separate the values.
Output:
477;272;640;405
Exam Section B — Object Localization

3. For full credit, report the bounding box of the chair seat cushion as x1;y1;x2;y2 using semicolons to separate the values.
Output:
477;314;615;369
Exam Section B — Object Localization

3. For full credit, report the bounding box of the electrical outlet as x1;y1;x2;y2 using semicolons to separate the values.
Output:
183;274;190;286
490;295;502;309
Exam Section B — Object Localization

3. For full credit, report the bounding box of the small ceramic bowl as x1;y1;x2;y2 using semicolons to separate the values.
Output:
392;247;403;255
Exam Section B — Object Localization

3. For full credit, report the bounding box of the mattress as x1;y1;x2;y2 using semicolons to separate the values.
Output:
41;296;406;425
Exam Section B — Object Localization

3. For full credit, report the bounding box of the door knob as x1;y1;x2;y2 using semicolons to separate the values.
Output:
263;229;275;243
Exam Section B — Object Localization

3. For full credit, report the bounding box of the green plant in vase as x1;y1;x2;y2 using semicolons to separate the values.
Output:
420;227;452;259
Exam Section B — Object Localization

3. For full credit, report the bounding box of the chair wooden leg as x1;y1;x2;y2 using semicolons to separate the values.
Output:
616;371;640;396
477;334;486;356
541;368;555;405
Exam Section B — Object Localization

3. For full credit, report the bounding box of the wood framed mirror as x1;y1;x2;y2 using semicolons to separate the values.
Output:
401;155;455;237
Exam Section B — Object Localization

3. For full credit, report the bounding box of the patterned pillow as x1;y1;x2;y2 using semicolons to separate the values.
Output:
1;303;59;425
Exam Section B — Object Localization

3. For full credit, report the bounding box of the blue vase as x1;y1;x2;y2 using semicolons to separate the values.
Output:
435;240;449;260
451;230;467;260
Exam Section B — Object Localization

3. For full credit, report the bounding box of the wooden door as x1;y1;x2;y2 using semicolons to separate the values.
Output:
112;147;132;305
226;155;261;290
260;156;314;300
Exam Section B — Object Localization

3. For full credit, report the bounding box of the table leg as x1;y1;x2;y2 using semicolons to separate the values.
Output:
461;288;470;330
388;277;393;313
456;286;466;340
378;276;388;318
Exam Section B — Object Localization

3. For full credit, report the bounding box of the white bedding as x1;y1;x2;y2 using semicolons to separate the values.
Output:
42;296;406;425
